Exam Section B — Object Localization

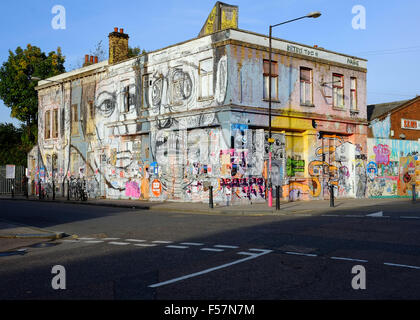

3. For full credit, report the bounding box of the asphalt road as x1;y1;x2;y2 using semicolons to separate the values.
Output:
1;199;420;300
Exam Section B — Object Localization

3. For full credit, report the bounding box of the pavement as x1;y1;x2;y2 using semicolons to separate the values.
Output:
0;218;66;254
0;193;416;254
0;193;415;215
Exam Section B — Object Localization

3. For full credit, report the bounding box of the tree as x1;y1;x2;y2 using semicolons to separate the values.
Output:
0;123;27;166
0;44;65;148
128;46;146;58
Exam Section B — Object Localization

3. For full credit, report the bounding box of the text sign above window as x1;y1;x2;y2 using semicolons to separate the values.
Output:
401;118;420;130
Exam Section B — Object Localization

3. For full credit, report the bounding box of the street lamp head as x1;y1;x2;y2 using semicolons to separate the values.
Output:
31;76;41;81
306;11;321;18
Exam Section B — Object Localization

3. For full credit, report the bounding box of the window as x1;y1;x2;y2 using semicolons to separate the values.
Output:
71;104;79;135
142;74;150;108
300;67;313;105
44;110;51;140
123;85;130;112
350;77;357;110
332;73;344;108
263;59;278;100
86;101;94;135
199;58;213;99
52;109;58;138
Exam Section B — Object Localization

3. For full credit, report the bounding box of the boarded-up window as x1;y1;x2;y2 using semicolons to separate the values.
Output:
52;109;58;138
71;104;79;135
199;58;213;99
44;110;51;140
263;60;278;100
86;101;94;135
333;73;344;108
350;77;357;110
300;67;313;105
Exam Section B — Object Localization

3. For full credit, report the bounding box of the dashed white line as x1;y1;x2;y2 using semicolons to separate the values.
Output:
125;239;147;242
284;251;318;257
330;256;368;263
179;242;204;246
166;245;189;249
152;241;173;244
384;262;420;270
108;242;130;246
134;243;157;247
200;248;224;252
77;237;96;240
214;245;239;249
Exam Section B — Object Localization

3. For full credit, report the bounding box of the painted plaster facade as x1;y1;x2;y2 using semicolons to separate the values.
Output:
29;10;372;203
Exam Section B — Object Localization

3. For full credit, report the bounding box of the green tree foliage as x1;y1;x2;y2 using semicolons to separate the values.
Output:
128;46;146;58
0;123;28;166
0;44;65;157
0;44;65;127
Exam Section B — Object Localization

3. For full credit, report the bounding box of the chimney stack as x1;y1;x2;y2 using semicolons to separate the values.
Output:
108;27;129;64
90;56;94;64
94;56;98;64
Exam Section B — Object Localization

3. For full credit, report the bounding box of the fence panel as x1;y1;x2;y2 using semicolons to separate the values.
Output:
0;165;26;195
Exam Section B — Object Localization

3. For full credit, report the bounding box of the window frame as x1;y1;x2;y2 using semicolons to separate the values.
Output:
52;108;59;139
350;77;358;111
263;59;279;101
71;104;79;135
300;67;313;106
199;58;214;100
44;110;51;140
332;73;344;108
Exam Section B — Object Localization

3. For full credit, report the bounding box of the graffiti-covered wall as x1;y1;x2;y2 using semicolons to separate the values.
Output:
367;138;420;198
31;28;370;203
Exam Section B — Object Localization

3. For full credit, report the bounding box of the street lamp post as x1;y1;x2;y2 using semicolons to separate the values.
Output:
267;11;321;207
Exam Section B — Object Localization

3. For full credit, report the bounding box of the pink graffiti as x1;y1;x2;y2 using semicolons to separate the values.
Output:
125;181;140;198
373;144;391;165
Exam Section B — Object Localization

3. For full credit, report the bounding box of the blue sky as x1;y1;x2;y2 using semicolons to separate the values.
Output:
1;0;419;125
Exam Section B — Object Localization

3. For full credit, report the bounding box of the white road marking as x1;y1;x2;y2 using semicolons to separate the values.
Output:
400;216;420;219
330;256;368;263
200;248;224;252
84;240;105;244
134;243;157;247
179;242;204;246
166;245;189;249
384;262;420;270
149;249;272;288
367;211;384;217
125;239;147;242
323;214;339;217
108;242;130;246
77;237;96;240
152;241;173;244
284;251;318;257
214;245;239;249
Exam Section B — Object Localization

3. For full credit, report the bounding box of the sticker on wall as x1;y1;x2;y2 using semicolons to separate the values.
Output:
152;179;162;197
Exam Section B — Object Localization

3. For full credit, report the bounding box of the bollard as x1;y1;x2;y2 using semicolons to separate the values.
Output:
413;184;417;204
276;185;280;210
62;180;65;198
52;180;55;200
209;185;214;209
329;185;334;207
38;181;41;200
11;181;14;199
67;180;70;201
